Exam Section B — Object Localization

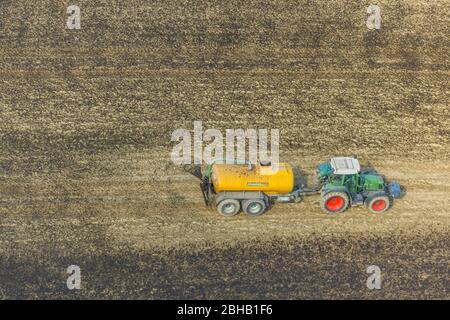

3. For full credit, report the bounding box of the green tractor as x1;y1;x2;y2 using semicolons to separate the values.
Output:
315;157;403;214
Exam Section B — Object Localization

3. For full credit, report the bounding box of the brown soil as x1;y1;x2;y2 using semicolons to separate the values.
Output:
0;0;448;299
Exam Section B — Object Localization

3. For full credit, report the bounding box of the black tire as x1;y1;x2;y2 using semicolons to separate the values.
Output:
320;191;350;214
365;194;390;214
242;199;266;216
217;199;240;216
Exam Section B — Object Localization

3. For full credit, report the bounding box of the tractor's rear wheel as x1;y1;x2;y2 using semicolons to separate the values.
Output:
365;194;390;214
217;199;241;216
242;199;266;216
320;192;350;214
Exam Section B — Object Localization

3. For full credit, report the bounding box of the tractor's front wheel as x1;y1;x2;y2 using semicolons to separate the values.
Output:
320;192;350;214
217;199;241;216
365;194;391;214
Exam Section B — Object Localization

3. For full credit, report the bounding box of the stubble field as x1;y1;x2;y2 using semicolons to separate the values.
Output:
0;0;448;299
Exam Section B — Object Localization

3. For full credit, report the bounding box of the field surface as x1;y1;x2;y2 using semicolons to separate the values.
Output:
0;0;449;299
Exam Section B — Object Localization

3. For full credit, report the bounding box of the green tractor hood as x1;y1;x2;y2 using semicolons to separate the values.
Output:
361;173;385;191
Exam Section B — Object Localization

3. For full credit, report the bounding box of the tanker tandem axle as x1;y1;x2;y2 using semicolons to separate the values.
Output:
200;157;404;216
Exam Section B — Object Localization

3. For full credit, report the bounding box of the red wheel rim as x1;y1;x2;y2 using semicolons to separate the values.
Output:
372;199;386;211
325;196;345;211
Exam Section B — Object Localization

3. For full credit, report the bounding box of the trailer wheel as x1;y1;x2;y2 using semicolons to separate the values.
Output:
242;199;266;216
217;199;241;216
320;192;349;214
365;194;390;214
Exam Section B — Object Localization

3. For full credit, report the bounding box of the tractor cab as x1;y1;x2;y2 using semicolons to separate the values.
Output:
316;157;361;185
323;157;364;195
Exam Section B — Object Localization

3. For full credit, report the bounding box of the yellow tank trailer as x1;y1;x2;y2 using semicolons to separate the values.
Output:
211;163;294;195
200;160;314;216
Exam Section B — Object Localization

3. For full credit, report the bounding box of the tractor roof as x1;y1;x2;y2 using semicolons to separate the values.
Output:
330;157;360;175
